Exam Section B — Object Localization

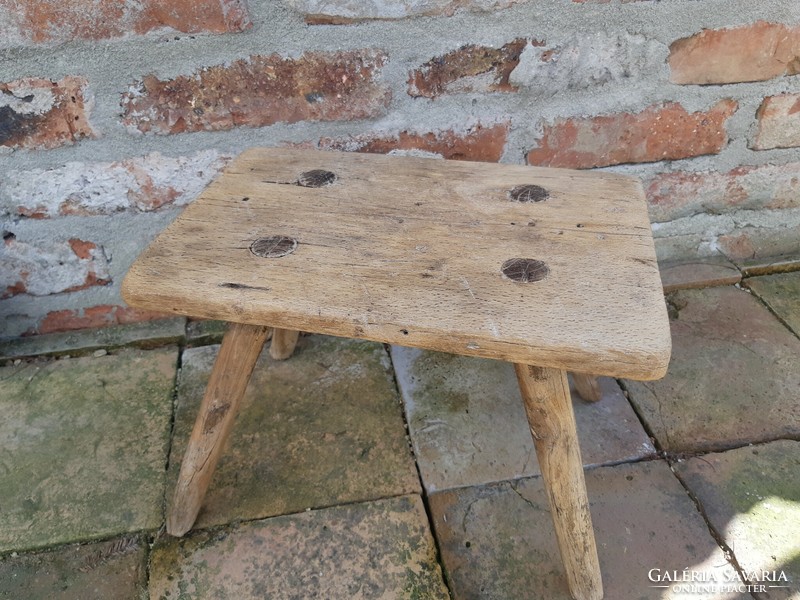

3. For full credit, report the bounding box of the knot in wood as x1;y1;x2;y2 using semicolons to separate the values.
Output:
527;365;548;381
509;184;549;203
501;258;549;283
250;236;298;258
297;169;336;188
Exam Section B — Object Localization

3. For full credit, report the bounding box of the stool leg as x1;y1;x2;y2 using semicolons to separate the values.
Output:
167;322;270;537
572;373;602;402
270;328;300;360
515;364;603;600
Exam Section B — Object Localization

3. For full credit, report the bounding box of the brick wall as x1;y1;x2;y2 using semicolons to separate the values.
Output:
1;0;799;337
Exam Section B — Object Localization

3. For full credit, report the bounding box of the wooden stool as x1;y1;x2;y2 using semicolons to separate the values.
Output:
122;148;670;600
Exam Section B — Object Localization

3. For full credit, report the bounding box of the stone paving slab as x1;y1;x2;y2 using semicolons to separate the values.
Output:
0;536;146;600
0;348;176;552
626;286;800;453
169;335;420;530
660;256;741;293
149;494;449;600
429;460;746;600
745;271;800;337
391;346;655;492
675;440;800;599
0;318;185;361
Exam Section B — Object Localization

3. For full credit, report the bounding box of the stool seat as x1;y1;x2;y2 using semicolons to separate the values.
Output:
122;148;670;380
122;148;672;600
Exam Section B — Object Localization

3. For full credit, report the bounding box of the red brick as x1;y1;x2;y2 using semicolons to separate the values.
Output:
669;21;800;85
0;0;250;47
115;306;173;325
646;163;800;222
751;93;800;151
67;238;96;260
34;306;115;334
718;233;754;262
318;122;509;162
0;76;95;151
4;280;27;298
717;227;800;263
121;50;390;135
408;39;527;98
32;304;171;335
1;151;230;218
526;100;738;169
287;0;524;24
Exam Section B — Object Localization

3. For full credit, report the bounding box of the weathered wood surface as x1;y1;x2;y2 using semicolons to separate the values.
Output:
122;148;670;380
516;364;603;600
167;322;270;537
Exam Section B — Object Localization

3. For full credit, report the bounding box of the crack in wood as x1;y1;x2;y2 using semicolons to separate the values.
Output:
219;282;272;291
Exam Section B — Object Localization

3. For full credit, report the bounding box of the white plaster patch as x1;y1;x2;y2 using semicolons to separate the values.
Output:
0;82;57;116
0;237;110;297
0;150;231;218
509;32;666;94
285;0;521;20
386;148;444;159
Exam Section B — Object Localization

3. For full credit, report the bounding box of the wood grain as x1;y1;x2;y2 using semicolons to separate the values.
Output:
122;147;671;380
573;373;602;402
515;364;603;600
167;322;270;536
269;328;300;360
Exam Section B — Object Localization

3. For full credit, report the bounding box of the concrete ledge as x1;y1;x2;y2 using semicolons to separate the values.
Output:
0;318;186;361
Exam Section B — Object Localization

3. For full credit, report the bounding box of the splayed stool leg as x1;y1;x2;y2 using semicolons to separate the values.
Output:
270;328;300;360
167;322;270;537
515;364;603;600
573;373;602;402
